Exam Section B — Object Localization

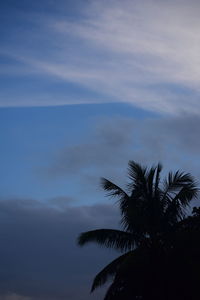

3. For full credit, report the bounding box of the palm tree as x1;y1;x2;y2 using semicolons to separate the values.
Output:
77;161;199;300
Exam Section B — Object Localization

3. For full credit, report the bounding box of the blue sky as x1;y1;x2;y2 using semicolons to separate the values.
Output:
1;0;200;299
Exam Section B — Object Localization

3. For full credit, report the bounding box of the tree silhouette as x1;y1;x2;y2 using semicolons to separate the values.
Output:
77;161;199;300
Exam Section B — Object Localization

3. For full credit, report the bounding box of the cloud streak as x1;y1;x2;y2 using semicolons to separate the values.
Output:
1;0;200;113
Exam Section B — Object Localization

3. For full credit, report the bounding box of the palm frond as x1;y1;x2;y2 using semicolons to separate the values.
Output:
164;198;185;224
163;171;194;193
147;166;157;197
162;171;197;202
103;250;140;300
162;171;199;220
173;183;199;205
101;178;130;216
101;178;129;198
91;251;133;292
78;229;135;252
154;162;162;195
104;280;120;300
127;161;147;191
120;213;146;243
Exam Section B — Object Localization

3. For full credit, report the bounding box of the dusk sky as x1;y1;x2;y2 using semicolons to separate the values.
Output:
1;0;200;299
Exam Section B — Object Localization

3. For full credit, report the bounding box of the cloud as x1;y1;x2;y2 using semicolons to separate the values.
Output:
1;0;200;113
0;197;120;300
46;113;200;188
0;293;32;300
47;116;133;177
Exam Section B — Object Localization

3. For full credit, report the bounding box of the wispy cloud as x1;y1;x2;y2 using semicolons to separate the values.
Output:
1;0;200;113
46;114;200;185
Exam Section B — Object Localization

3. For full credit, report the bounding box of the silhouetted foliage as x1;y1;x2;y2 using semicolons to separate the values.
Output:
77;161;200;299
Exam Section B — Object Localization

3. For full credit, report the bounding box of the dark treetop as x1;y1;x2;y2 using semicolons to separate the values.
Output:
78;161;200;300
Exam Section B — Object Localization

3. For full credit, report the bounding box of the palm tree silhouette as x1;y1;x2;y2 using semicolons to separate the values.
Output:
78;161;199;300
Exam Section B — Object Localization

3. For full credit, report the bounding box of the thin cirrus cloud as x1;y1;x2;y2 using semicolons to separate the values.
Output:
1;0;200;113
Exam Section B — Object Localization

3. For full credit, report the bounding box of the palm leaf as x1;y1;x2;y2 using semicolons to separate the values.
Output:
103;249;141;300
101;178;131;217
101;178;129;199
91;251;133;292
127;161;147;192
163;171;199;222
78;229;135;252
104;280;120;300
147;165;157;197
154;162;162;196
173;183;199;205
163;171;195;196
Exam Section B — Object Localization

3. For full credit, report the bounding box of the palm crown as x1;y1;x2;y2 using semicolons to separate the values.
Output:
77;161;199;299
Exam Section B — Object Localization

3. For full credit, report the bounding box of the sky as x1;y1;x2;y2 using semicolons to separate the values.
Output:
1;0;200;299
